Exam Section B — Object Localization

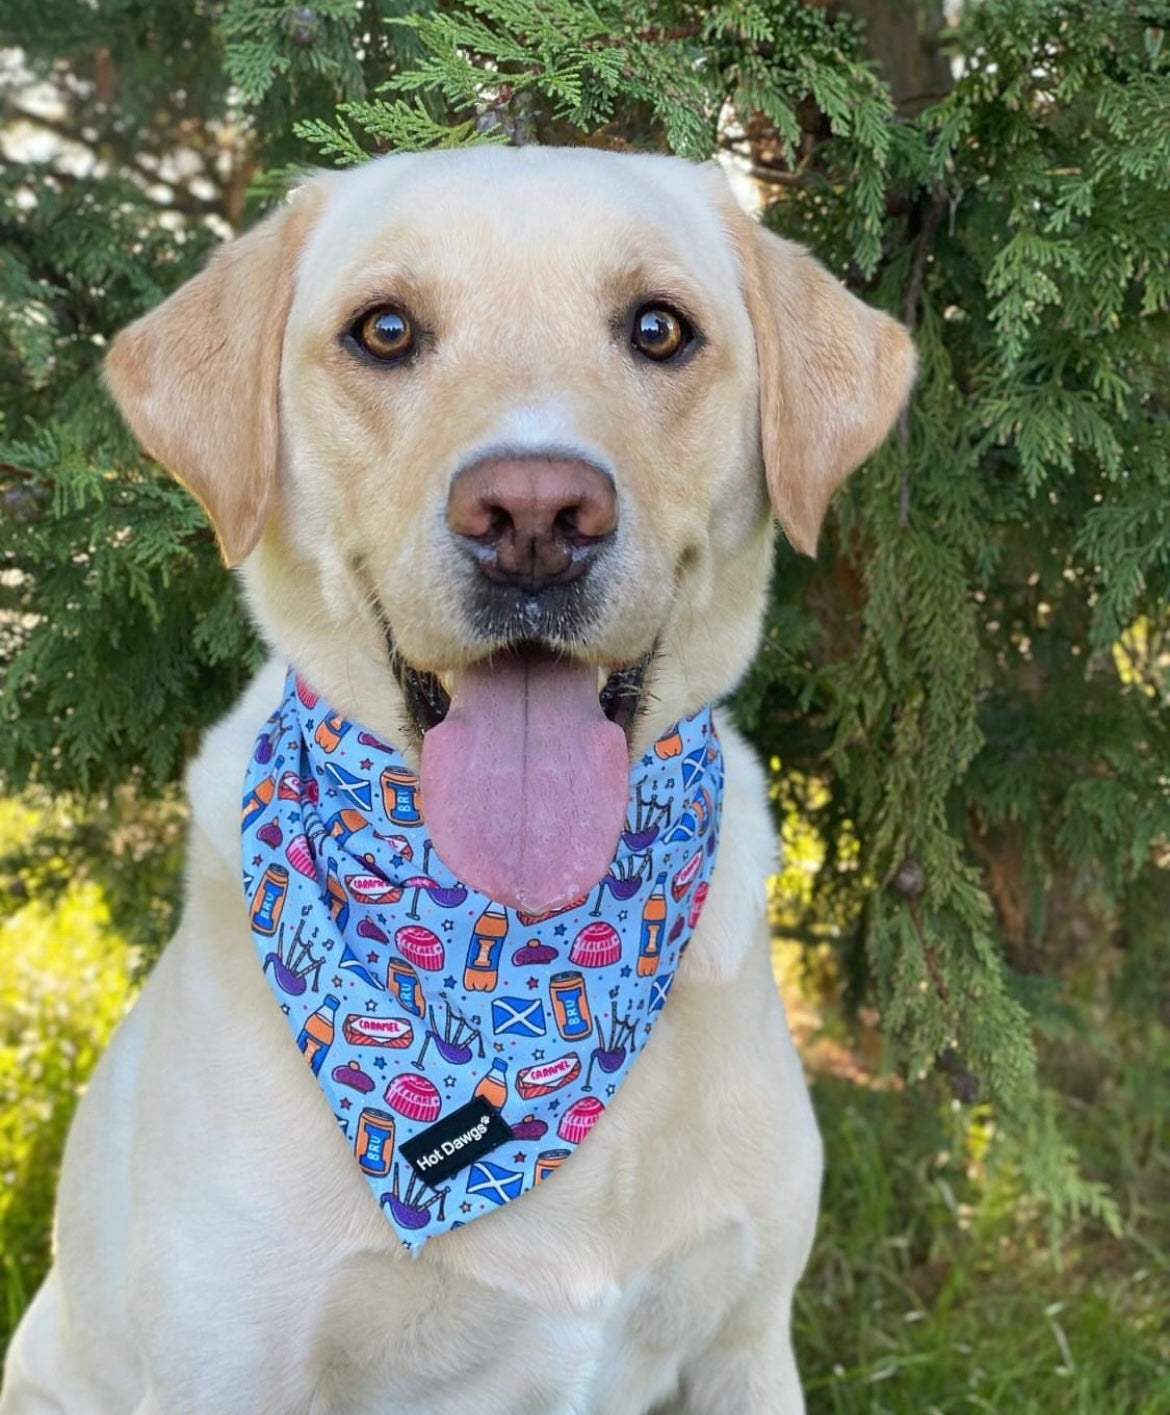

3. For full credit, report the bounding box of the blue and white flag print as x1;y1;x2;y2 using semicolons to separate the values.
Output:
491;997;547;1037
466;1160;525;1206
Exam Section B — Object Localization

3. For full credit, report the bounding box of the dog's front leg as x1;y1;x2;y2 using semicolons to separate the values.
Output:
666;1287;806;1415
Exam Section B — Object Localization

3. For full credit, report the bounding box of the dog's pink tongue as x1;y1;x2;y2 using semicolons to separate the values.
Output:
421;657;628;913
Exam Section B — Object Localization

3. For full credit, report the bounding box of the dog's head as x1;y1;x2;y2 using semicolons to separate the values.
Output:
107;148;913;908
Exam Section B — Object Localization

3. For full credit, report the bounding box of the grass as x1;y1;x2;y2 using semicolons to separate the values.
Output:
0;797;141;1336
796;1073;1170;1412
0;793;1167;1411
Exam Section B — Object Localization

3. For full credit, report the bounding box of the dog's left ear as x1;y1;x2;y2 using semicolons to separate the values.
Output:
105;185;323;566
733;212;917;556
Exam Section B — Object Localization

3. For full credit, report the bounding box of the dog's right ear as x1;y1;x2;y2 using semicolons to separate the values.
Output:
105;186;322;566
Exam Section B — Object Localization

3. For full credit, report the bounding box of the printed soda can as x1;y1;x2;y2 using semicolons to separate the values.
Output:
327;808;368;846
314;712;348;753
380;766;422;826
534;1148;571;1183
249;864;289;936
355;1107;396;1177
386;958;424;1017
549;970;593;1042
324;864;350;931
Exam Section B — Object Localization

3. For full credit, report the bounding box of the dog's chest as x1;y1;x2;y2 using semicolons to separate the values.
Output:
304;1210;759;1415
132;873;792;1415
240;965;772;1415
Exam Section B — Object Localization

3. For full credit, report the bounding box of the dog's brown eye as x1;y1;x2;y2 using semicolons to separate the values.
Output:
631;305;691;362
353;306;415;362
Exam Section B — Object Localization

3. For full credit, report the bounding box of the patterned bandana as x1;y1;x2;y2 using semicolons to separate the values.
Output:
241;668;723;1252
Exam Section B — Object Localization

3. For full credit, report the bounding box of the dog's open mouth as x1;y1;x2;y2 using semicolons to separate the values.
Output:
390;642;652;742
386;638;653;914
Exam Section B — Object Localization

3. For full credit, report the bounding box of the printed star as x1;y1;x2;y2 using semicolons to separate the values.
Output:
512;1152;527;1164
367;951;379;964
390;853;405;868
620;965;632;979
532;1049;545;1061
548;1099;561;1112
605;1084;616;1097
332;976;344;988
553;923;567;937
251;854;262;867
444;1075;456;1089
618;910;629;922
644;1022;652;1035
373;1056;387;1070
460;1202;472;1214
526;977;538;990
444;975;457;990
290;810;301;824
360;758;373;771
365;999;379;1013
339;1097;352;1110
494;1042;505;1053
280;1004;290;1015
441;919;455;933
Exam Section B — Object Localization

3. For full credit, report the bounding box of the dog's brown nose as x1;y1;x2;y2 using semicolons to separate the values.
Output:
447;456;617;588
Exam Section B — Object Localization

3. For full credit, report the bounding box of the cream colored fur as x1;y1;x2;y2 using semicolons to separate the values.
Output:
1;147;914;1415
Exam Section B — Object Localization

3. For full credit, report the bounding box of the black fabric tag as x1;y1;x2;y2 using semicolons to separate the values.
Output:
399;1096;512;1186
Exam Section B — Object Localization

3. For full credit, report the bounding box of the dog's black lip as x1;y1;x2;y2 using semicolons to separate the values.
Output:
369;591;653;745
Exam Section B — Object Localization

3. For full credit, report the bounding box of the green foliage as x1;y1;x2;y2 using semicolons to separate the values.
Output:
0;800;140;1335
293;0;893;270
3;0;1170;1245
798;1062;1169;1412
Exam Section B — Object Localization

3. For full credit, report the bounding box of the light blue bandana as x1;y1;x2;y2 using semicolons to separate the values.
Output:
241;669;723;1252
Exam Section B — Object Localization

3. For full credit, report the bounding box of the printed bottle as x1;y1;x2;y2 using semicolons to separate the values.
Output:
464;906;508;991
637;874;668;977
242;775;276;829
297;994;339;1076
474;1058;509;1110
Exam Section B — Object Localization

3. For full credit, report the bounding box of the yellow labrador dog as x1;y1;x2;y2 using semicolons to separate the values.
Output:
1;147;912;1415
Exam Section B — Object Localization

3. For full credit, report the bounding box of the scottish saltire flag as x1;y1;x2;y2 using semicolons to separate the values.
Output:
339;943;384;990
491;997;547;1037
466;1161;525;1206
322;761;373;810
649;973;674;1014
